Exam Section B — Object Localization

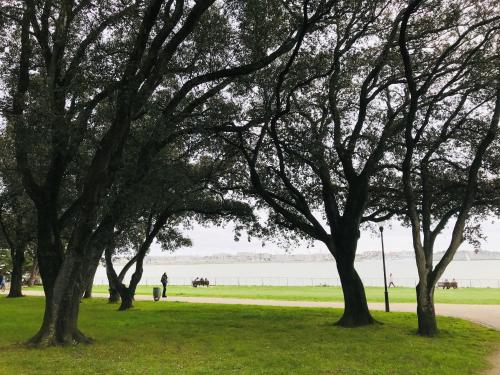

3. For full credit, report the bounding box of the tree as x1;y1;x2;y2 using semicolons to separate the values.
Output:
105;150;256;311
0;132;37;297
0;192;36;297
1;0;333;345
222;0;415;326
396;0;500;336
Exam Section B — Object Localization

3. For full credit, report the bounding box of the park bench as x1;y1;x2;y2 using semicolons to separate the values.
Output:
192;278;210;288
437;281;458;289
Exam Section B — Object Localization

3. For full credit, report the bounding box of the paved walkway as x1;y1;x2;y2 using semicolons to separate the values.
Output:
16;290;500;374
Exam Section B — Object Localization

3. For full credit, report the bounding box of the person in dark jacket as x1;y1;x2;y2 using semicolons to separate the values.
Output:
161;273;168;298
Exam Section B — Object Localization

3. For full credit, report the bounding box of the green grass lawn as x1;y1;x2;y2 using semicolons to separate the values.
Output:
0;297;498;374
41;284;500;304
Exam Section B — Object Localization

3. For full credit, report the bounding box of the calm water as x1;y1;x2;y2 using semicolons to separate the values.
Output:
94;258;500;288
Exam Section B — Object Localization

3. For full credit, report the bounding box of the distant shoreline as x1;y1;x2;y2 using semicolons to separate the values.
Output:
114;250;500;266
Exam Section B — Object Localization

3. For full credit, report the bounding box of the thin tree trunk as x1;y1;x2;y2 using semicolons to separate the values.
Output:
27;258;38;286
83;261;98;299
105;248;121;303
106;269;122;304
416;281;438;336
8;247;25;298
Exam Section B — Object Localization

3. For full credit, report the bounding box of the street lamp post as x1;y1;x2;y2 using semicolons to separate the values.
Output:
379;224;390;312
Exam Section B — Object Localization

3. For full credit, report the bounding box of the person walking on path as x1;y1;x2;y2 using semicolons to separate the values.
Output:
161;273;168;298
388;273;396;288
0;274;5;292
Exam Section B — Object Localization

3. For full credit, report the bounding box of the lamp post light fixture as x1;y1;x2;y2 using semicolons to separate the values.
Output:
379;222;390;312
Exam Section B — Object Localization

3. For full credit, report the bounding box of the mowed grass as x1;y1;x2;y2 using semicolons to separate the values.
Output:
0;297;498;375
38;284;500;305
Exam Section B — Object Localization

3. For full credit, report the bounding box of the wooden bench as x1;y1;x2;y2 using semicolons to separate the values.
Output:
437;281;458;289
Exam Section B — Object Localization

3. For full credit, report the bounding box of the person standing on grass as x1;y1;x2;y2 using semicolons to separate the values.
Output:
388;273;396;288
0;274;5;291
161;273;168;298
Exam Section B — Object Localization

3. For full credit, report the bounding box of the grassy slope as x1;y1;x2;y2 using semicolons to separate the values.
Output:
70;285;500;304
0;297;498;374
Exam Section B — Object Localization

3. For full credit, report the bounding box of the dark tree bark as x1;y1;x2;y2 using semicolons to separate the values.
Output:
83;260;98;299
108;288;120;303
29;252;92;346
332;233;374;327
416;281;438;336
7;246;25;298
105;247;139;304
117;285;136;311
336;261;373;327
29;212;108;345
115;246;148;311
0;200;30;298
106;262;121;304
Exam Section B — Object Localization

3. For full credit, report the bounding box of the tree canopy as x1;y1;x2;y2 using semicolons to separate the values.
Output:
0;0;498;345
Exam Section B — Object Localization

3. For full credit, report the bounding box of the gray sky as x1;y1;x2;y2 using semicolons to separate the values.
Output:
152;218;500;256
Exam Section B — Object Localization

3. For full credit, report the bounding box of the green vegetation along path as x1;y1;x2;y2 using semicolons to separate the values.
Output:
29;285;500;305
21;289;500;330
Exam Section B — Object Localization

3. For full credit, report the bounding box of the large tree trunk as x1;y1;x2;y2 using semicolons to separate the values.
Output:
336;258;374;327
7;246;25;298
29;252;92;346
416;281;438;336
331;228;374;327
30;213;94;346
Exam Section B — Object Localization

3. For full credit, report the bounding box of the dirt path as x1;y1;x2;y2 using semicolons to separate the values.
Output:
487;345;500;375
16;289;500;329
13;290;500;374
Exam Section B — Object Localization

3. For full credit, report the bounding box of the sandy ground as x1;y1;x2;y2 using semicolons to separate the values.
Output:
10;290;500;374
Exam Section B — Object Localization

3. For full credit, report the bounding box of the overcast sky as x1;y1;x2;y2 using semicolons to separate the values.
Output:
151;217;500;257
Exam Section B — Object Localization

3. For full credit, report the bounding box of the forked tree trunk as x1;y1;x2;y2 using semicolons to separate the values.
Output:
29;286;91;346
336;258;374;327
112;241;152;311
8;247;25;298
416;281;438;336
105;249;122;304
117;268;143;311
118;287;135;311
